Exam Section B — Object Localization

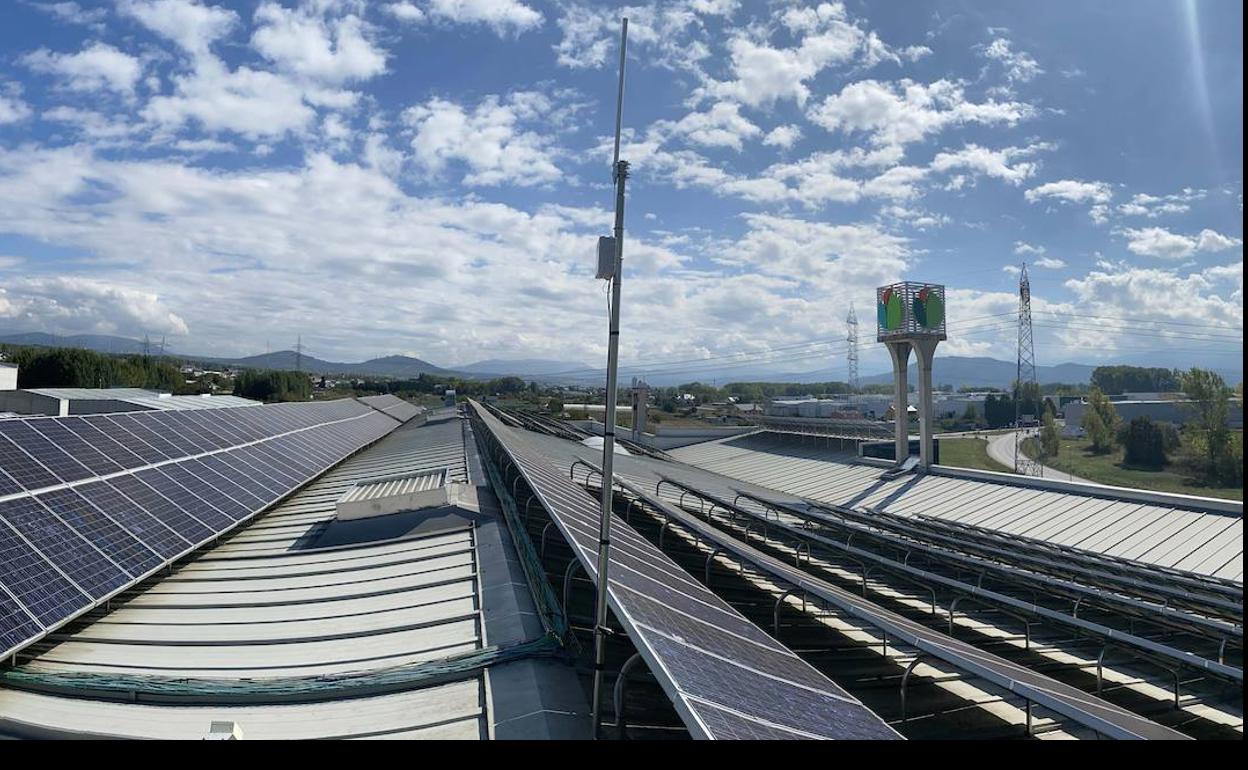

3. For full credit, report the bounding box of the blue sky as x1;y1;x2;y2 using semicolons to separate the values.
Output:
0;0;1242;379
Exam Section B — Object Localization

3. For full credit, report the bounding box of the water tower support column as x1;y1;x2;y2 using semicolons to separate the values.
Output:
885;340;911;464
913;338;938;469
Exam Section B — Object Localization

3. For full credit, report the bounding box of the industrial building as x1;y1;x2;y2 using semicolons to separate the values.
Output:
1063;397;1244;436
0;387;261;418
0;385;1240;739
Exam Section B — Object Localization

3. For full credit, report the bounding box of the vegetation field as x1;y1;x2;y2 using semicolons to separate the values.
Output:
1024;436;1243;501
938;437;1014;474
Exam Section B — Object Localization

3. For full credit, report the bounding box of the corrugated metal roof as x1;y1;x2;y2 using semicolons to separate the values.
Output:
669;433;1243;582
25;388;260;411
0;418;484;739
340;469;447;503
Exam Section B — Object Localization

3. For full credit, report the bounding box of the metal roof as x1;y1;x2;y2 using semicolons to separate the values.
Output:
669;433;1243;582
0;416;498;739
24;388;260;411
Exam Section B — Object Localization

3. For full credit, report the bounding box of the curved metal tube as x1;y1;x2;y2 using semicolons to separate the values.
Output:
613;652;646;740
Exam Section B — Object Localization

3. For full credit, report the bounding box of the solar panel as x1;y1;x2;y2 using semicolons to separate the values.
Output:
0;421;95;485
107;474;217;543
106;413;184;460
0;516;90;625
35;488;163;577
0;398;402;661
469;401;900;741
95;416;168;464
359;394;424;423
0;497;129;599
58;417;147;469
22;419;124;476
74;481;192;559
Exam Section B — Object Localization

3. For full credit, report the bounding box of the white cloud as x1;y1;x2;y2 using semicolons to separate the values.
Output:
762;124;802;149
1062;262;1243;352
704;3;922;109
930;143;1046;186
404;92;564;186
384;2;426;24
29;1;108;31
251;2;387;85
42;106;141;141
144;59;317;139
426;0;543;35
0;87;32;124
667;102;761;151
1033;256;1066;269
1013;241;1044;255
809;79;1034;148
119;0;238;59
978;38;1042;83
1117;188;1205;218
0;276;190;338
1024;178;1112;205
1120;226;1243;260
22;43;144;96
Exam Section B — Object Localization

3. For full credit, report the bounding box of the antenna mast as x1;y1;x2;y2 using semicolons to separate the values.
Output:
591;17;628;741
295;335;303;373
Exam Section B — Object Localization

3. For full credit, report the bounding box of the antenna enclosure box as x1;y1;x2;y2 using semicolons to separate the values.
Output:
597;236;616;280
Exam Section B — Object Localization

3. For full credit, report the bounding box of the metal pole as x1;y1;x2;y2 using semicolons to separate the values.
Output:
591;17;628;741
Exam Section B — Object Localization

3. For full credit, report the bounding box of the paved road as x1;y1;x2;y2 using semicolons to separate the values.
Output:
984;429;1097;484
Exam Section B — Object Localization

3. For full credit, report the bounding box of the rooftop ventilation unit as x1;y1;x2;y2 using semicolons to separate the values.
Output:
204;721;243;740
335;468;460;521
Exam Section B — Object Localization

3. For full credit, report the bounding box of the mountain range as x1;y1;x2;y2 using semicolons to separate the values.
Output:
1;331;1239;388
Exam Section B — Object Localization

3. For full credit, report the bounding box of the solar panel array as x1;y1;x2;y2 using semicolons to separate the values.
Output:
469;400;900;740
358;394;425;423
0;399;401;660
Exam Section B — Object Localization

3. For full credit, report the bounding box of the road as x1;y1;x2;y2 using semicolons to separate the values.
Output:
984;429;1096;484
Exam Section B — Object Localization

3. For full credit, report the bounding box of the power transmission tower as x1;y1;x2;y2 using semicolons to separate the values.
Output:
1014;263;1039;474
159;335;166;357
295;335;303;373
142;334;151;359
846;302;860;391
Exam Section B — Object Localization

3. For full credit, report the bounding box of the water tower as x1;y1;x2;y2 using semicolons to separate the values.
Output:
877;282;946;469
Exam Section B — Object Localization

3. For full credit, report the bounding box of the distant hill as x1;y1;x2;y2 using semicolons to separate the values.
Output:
857;356;1097;389
461;358;590;377
203;351;463;379
0;332;151;354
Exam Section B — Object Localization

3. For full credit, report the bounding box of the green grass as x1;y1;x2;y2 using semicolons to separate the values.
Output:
1024;437;1242;501
938;437;1014;474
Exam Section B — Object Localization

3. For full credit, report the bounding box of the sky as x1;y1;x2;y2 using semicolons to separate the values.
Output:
0;0;1242;380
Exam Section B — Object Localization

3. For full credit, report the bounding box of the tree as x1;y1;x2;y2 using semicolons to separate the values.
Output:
233;370;312;402
1181;368;1236;484
546;397;564;416
1091;365;1181;395
1082;387;1119;453
1039;410;1060;459
1122;416;1167;468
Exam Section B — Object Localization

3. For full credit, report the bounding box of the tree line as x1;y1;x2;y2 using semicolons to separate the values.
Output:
1;345;187;392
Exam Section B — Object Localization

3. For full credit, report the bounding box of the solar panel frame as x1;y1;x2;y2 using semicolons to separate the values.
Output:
0;399;402;662
74;481;193;559
0;497;130;600
470;402;900;741
138;467;236;530
0;515;91;626
0;421;95;485
59;417;148;469
106;475;216;544
35;487;164;578
95;416;170;464
22;419;125;477
0;433;63;492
